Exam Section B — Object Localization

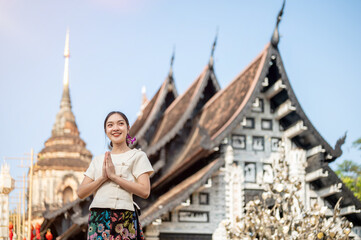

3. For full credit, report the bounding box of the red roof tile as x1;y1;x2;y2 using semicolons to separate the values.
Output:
201;46;268;140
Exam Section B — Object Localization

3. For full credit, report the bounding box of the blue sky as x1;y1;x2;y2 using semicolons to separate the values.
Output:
1;0;360;209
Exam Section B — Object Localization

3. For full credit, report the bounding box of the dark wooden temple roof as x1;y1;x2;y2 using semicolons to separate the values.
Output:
273;47;345;159
152;45;269;189
149;40;356;217
130;74;178;145
41;196;92;239
140;158;223;227
307;163;361;224
130;88;161;136
146;65;220;156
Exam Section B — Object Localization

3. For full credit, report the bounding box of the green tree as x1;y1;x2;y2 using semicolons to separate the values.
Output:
335;137;361;201
353;137;361;151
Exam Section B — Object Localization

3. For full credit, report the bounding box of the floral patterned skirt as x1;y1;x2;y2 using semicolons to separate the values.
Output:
87;208;145;240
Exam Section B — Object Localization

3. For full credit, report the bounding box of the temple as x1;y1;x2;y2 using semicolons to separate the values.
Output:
131;4;361;239
31;30;92;225
40;4;361;240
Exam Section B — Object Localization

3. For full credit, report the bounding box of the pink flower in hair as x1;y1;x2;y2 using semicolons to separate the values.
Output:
127;134;136;144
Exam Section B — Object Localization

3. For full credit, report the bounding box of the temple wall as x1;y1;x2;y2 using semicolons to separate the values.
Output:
145;172;226;239
31;169;84;215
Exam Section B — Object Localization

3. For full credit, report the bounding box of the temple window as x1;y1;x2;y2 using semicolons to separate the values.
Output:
232;135;246;149
62;186;73;204
252;136;264;151
244;162;256;182
261;119;273;130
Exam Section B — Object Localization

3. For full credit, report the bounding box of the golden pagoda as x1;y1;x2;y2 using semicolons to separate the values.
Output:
31;30;92;220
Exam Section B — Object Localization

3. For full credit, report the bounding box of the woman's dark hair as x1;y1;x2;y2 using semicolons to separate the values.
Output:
104;111;131;148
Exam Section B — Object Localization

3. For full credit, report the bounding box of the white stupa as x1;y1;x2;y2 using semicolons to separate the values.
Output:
0;162;15;239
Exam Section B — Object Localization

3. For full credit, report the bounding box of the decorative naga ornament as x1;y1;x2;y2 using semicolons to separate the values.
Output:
221;140;353;240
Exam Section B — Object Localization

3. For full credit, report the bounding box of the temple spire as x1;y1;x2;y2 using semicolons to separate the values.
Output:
52;29;76;136
168;47;175;77
63;28;70;88
209;28;218;68
271;0;285;48
60;29;71;110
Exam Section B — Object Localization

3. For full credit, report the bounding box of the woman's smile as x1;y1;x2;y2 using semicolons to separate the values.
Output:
112;132;121;137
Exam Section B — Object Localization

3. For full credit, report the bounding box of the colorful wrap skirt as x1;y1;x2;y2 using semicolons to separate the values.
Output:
87;208;145;240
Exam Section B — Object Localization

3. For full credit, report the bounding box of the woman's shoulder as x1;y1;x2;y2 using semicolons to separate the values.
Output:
131;148;147;158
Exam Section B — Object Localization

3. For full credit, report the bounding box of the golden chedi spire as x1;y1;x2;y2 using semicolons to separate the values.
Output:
52;29;77;137
31;30;92;217
36;29;92;172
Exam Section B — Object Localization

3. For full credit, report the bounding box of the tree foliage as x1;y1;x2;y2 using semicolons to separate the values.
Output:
352;137;361;151
335;137;361;201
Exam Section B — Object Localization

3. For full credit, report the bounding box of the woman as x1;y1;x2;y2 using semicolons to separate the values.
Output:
77;111;153;240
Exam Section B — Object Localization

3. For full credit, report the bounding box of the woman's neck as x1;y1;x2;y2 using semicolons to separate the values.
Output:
111;143;130;154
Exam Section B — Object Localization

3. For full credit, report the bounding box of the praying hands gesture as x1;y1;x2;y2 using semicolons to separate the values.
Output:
103;151;117;180
78;151;151;199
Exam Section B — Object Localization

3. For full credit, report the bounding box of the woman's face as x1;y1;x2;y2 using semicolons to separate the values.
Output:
105;113;129;145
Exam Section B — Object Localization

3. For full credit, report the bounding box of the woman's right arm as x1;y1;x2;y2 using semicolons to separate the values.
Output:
76;175;107;199
77;155;108;199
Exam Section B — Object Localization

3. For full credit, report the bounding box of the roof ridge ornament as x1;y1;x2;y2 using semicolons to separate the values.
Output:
271;0;285;48
169;46;175;77
209;28;218;68
333;131;347;158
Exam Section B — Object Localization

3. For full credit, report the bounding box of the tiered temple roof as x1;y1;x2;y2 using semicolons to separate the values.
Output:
130;58;178;148
132;4;361;226
35;30;92;172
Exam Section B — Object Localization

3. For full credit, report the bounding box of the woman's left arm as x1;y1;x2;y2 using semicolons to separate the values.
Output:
105;152;151;199
110;173;151;199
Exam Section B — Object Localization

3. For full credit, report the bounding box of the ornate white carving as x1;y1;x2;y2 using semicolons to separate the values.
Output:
316;183;342;198
306;145;325;157
265;79;286;99
284;120;307;139
305;169;328;182
275;99;296;120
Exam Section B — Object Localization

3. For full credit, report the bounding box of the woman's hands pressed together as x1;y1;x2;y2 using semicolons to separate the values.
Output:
104;151;117;180
103;151;151;199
